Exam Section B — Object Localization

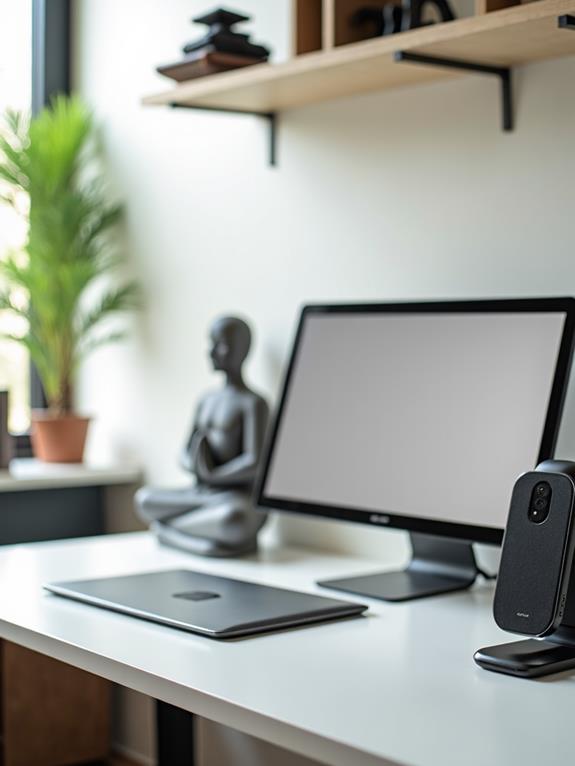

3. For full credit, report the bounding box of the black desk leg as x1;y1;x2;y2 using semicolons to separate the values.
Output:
156;700;196;766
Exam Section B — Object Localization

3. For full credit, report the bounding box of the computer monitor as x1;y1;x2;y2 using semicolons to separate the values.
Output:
256;299;575;601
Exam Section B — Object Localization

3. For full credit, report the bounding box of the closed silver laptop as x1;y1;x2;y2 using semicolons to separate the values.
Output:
45;569;368;639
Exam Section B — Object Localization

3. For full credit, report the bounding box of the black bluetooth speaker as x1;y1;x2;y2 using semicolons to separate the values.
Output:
493;460;575;638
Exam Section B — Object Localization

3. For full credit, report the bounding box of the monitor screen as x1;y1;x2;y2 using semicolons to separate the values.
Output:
257;300;575;544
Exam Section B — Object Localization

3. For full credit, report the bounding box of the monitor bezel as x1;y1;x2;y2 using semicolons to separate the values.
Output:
255;298;575;546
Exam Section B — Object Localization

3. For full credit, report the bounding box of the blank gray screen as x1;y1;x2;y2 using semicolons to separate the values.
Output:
263;312;565;529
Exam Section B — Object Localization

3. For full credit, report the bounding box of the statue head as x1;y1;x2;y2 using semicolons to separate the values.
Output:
209;316;251;378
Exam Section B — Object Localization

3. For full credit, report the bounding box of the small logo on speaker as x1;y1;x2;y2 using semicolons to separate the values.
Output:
516;611;530;619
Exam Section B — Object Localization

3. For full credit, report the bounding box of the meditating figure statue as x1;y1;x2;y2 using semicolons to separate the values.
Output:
135;316;269;557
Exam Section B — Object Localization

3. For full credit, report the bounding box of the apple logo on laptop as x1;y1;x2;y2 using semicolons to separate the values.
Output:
173;591;221;602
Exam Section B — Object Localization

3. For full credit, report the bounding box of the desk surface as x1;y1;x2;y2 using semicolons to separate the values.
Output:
0;532;570;766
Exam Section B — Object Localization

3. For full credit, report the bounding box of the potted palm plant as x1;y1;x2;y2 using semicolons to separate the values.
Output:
0;96;138;462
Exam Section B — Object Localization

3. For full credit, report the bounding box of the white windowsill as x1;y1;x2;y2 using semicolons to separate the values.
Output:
0;459;142;492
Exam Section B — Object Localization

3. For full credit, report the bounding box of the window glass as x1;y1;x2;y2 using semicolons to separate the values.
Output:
0;0;32;432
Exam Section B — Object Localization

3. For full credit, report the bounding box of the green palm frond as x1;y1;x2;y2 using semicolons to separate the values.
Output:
0;110;29;191
0;95;138;414
78;283;141;338
0;191;17;208
0;291;27;318
77;330;128;362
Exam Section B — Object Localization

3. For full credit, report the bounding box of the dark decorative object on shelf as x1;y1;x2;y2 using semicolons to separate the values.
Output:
558;14;575;30
183;9;270;57
353;4;400;35
401;0;455;30
157;8;271;83
0;391;13;469
352;0;455;37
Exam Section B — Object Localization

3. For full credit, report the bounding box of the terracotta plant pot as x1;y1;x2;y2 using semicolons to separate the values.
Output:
31;412;91;463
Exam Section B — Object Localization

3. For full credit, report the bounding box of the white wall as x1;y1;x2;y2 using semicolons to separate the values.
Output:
74;1;575;762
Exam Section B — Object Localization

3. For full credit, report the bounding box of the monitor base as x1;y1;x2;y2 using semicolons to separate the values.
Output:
318;533;480;602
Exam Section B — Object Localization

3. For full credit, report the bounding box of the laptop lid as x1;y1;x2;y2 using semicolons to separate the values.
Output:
45;569;367;639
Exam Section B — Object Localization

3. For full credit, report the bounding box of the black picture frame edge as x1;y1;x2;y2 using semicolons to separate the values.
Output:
255;296;575;548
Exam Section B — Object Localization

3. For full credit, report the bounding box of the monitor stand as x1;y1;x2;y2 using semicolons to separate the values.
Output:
318;532;481;602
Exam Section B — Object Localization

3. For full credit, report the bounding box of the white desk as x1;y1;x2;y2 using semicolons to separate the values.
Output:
0;531;570;766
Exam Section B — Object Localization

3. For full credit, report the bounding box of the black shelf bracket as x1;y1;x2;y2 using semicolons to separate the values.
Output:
394;51;514;132
170;104;277;166
558;14;575;29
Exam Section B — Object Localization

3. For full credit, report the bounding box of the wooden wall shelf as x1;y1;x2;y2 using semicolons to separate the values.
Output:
143;0;575;163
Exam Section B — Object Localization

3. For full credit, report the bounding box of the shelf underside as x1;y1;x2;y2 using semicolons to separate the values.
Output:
143;0;575;112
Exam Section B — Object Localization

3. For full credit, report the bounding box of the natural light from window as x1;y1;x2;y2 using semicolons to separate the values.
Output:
0;0;32;432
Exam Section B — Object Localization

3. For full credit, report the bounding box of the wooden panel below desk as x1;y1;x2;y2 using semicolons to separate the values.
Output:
2;641;110;766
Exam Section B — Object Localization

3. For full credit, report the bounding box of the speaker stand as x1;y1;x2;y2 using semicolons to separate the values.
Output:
474;636;575;678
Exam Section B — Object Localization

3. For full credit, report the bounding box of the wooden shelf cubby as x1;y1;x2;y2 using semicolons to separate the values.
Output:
292;0;324;55
291;0;537;51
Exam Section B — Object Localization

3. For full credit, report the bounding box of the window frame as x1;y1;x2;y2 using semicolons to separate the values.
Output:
29;0;71;411
13;0;71;454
